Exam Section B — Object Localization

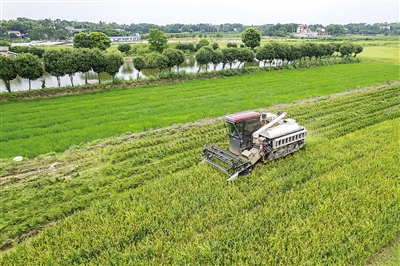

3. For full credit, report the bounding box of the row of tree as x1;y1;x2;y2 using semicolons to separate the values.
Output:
0;48;123;92
130;42;363;76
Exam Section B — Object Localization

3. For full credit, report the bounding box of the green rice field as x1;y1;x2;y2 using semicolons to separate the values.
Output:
1;84;399;264
1;62;399;159
359;46;400;64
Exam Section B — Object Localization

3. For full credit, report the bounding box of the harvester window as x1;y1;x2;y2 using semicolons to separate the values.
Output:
244;118;261;136
226;122;240;138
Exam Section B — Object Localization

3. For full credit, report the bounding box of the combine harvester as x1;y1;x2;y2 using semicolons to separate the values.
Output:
201;111;307;181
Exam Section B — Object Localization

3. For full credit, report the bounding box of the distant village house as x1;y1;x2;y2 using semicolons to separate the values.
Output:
380;25;391;30
294;24;328;37
65;26;86;33
7;31;22;37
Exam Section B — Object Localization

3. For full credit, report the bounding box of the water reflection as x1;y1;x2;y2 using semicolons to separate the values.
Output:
3;56;284;92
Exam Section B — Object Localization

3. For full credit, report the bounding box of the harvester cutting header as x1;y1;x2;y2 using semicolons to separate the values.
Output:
201;111;307;181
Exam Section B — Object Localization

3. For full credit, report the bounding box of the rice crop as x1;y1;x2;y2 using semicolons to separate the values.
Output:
1;62;399;159
1;84;399;265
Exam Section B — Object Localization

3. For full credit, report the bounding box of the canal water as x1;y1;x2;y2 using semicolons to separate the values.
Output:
2;57;283;92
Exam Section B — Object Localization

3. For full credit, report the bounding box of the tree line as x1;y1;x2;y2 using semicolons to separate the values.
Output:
0;28;363;92
0;48;123;92
1;17;399;42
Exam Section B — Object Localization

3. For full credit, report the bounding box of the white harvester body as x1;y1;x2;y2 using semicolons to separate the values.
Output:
201;111;307;181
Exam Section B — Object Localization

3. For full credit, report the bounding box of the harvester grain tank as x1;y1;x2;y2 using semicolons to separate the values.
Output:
201;111;307;181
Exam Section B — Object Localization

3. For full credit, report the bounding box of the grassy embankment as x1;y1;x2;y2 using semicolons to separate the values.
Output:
1;62;399;159
1;84;399;264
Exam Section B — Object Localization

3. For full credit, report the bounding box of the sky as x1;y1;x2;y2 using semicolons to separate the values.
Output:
1;0;399;26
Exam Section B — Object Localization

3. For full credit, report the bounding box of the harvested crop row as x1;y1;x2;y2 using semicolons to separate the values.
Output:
1;117;398;265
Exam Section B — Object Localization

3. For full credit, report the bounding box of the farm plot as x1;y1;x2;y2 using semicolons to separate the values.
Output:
1;62;399;159
1;84;399;265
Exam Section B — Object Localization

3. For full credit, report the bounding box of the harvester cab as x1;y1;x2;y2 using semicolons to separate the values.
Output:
201;110;307;181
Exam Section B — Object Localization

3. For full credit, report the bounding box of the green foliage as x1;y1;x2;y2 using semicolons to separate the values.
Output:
241;27;261;49
0;40;11;47
117;43;131;54
105;53;124;80
88;32;111;50
0;56;18;92
339;43;354;57
221;47;238;69
226;42;238;48
154;53;169;73
353;45;363;57
73;31;111;50
43;49;68;87
256;43;275;66
74;48;92;84
175;42;195;53
325;24;347;35
132;56;146;74
212;43;219;50
147;28;168;53
73;32;92;49
236;48;255;68
195;46;213;71
162;48;185;70
143;52;159;69
210;49;223;70
15;53;44;90
29;47;45;58
90;48;107;83
196;38;210;51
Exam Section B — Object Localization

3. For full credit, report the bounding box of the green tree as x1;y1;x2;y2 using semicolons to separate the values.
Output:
88;32;111;50
353;45;363;57
325;24;346;35
43;50;67;87
144;52;159;69
74;48;92;84
221;47;238;69
73;31;111;50
73;32;92;49
272;43;289;63
256;44;275;66
236;48;254;68
162;48;185;72
15;53;44;90
132;56;146;79
195;46;213;72
241;27;261;50
212;43;219;50
154;53;169;74
286;45;301;63
339;44;354;58
0;56;18;93
61;49;78;86
117;43;131;54
29;47;45;58
105;53;124;82
210;49;223;70
196;38;209;51
148;28;168;53
226;43;237;48
90;48;107;83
